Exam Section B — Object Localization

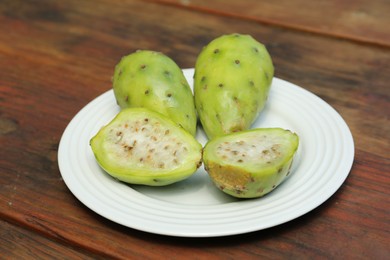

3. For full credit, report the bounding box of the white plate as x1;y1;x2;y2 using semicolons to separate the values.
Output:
58;68;354;237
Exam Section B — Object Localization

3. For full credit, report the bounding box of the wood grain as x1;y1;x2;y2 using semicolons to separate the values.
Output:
149;0;390;47
0;219;100;259
0;0;389;258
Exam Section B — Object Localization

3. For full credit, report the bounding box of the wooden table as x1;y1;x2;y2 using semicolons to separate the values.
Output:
1;0;389;258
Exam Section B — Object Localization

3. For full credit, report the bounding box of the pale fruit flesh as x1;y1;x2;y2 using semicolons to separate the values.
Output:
90;108;202;186
203;128;299;198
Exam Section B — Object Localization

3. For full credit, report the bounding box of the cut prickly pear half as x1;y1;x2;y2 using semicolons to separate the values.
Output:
112;50;197;136
90;108;203;186
203;128;299;198
194;33;274;139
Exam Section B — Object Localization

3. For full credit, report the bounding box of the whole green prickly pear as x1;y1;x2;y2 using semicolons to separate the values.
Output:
90;108;203;186
194;34;274;139
113;50;197;136
203;128;299;198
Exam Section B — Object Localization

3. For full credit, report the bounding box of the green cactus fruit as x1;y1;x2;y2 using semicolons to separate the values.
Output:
113;50;197;136
194;34;274;139
90;108;203;186
203;128;299;198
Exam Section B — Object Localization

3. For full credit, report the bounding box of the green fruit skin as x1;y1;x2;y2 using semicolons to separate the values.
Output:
194;34;274;139
203;128;299;198
113;50;197;136
90;108;202;186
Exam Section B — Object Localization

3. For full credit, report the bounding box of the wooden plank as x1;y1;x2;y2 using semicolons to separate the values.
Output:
0;219;100;259
149;0;390;47
0;0;389;258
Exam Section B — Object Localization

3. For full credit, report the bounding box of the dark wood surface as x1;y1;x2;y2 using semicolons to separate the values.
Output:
1;0;389;258
152;0;390;47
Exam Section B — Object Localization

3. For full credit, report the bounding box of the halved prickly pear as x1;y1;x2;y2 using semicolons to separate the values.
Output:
90;108;203;186
203;128;299;198
194;33;274;139
112;50;197;136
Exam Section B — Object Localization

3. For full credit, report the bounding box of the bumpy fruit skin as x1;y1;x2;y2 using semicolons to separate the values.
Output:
194;34;274;139
203;128;299;198
90;108;202;186
113;50;197;136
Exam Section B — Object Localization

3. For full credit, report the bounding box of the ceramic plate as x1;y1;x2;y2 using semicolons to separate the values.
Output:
58;68;354;237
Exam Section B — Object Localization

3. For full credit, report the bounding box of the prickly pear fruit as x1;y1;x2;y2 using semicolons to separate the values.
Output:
194;34;274;139
113;50;197;136
203;128;299;198
90;108;202;186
